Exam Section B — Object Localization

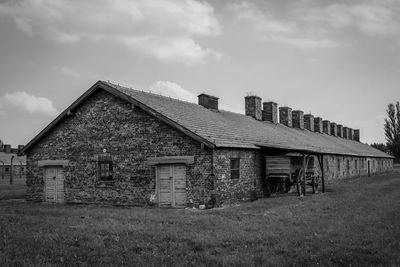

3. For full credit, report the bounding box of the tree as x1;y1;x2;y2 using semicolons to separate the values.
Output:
384;102;400;161
371;143;390;154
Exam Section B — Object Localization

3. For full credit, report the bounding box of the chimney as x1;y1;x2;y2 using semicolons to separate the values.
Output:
314;117;323;133
262;102;278;123
4;144;11;153
279;107;292;127
330;122;337;136
18;145;25;152
198;94;219;110
349;128;354;140
343;127;349;139
354;129;360;142
292;110;304;129
322;120;331;135
245;96;262;120
304;114;314;131
337;124;343;138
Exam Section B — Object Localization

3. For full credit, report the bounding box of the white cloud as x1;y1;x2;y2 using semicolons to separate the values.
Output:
149;81;197;102
0;0;221;64
230;2;344;49
297;2;400;37
123;36;220;65
1;92;57;116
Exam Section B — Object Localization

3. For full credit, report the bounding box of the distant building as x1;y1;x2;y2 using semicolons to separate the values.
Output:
22;81;393;207
0;144;26;180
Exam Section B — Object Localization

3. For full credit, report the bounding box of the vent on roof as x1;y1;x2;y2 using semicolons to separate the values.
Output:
18;145;25;153
262;102;278;123
279;107;292;127
3;144;11;153
314;117;323;133
343;127;349;139
349;128;354;140
337;124;343;138
354;129;360;142
322;120;331;135
292;110;304;129
330;122;337;136
245;96;262;120
304;114;314;131
198;94;219;110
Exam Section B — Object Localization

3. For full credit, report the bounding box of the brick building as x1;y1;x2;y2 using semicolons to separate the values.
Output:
22;81;393;207
0;144;26;181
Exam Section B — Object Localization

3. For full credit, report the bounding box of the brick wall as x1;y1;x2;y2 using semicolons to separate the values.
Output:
26;89;214;206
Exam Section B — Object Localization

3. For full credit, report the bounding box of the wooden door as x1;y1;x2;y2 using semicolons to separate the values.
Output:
173;165;187;207
45;167;64;203
157;164;187;208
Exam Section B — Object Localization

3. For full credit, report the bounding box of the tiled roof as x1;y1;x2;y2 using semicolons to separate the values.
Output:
104;81;392;158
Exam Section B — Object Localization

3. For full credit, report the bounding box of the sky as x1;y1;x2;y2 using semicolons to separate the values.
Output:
0;0;399;147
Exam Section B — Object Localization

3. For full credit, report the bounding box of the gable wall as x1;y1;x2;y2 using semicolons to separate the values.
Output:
26;89;213;206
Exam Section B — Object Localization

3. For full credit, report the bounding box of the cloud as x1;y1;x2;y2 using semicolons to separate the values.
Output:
266;36;343;49
0;0;221;64
230;2;344;49
297;2;400;37
122;36;221;65
149;81;197;102
1;92;58;116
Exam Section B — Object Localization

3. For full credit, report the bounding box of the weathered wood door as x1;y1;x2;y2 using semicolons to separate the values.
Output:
157;164;187;208
45;166;64;203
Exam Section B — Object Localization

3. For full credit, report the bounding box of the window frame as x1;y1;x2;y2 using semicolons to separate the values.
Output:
230;158;240;180
97;154;113;182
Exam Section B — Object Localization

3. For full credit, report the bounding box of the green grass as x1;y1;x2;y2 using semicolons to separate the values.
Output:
1;172;400;266
0;177;26;200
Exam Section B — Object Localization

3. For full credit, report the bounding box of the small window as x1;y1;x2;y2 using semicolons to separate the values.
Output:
230;158;240;180
5;167;9;172
98;155;113;181
337;158;340;171
346;160;350;172
355;160;358;169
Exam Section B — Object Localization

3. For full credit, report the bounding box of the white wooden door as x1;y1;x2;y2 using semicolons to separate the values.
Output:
157;164;187;208
45;167;64;203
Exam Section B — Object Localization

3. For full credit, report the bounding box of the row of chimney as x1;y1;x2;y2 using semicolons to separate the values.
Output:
0;144;25;154
244;96;360;141
197;93;360;142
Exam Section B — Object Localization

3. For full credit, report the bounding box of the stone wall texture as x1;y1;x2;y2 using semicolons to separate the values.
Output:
26;89;214;206
213;148;265;205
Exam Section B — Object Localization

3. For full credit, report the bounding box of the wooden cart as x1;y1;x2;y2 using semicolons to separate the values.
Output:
266;155;320;196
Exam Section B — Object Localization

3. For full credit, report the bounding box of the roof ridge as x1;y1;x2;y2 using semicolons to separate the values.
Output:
101;80;199;106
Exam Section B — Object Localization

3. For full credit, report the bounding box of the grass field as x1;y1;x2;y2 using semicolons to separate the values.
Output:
0;176;26;200
1;171;400;266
